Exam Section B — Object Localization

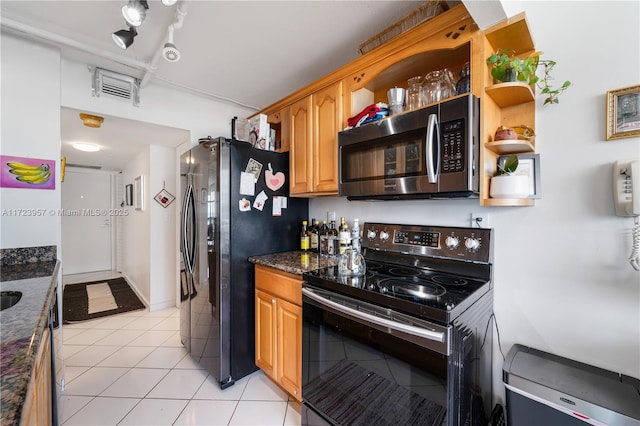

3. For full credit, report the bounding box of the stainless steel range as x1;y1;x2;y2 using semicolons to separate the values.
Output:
301;222;494;426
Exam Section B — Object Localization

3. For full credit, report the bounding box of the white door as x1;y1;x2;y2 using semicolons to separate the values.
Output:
62;170;113;274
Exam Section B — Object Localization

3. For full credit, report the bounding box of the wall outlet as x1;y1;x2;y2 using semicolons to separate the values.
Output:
470;212;490;228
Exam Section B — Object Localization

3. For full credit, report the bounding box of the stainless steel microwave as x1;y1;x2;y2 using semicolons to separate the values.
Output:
339;94;480;200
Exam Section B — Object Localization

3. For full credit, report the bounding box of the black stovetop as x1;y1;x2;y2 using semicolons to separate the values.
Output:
302;222;493;324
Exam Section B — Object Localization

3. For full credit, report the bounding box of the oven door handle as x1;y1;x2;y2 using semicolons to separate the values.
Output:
302;288;446;343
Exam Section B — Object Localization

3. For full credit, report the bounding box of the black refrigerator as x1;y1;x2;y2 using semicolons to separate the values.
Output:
180;136;308;389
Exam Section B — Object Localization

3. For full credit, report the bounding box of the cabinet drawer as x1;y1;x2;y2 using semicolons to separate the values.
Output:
255;265;302;306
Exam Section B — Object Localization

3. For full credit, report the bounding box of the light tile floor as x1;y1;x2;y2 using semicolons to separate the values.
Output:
60;271;300;426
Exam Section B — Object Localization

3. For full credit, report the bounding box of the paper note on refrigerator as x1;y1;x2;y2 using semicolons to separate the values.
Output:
272;196;282;216
240;172;255;196
253;190;267;211
272;196;287;216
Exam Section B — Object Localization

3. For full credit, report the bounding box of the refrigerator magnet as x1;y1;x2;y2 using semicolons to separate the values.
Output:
239;198;251;212
253;190;268;211
245;158;263;182
272;196;283;216
240;172;255;196
265;163;285;191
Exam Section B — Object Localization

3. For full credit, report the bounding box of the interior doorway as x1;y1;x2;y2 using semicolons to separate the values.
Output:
61;168;115;275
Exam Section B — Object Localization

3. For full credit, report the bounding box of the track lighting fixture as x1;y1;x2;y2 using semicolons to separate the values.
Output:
162;26;181;62
161;0;178;6
122;0;149;27
112;26;137;50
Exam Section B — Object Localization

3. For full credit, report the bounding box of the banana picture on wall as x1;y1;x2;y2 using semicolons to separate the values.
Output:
0;155;56;190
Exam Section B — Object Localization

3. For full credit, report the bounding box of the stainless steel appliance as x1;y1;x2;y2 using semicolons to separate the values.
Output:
302;222;493;425
504;344;640;425
180;136;308;388
339;94;480;200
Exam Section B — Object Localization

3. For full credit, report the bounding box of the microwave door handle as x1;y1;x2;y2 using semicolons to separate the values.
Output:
302;288;446;343
425;113;440;184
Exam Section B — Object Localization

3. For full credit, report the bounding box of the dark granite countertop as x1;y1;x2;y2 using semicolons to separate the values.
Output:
248;250;340;276
0;259;60;426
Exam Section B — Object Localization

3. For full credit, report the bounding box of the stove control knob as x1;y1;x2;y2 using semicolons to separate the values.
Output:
445;236;459;249
379;231;390;242
367;229;377;240
465;237;481;251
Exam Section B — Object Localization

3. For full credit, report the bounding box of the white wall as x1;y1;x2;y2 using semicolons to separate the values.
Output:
311;0;640;406
149;145;177;310
121;147;152;306
0;34;61;250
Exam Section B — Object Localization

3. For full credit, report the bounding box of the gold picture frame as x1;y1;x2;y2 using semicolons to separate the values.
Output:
606;84;640;140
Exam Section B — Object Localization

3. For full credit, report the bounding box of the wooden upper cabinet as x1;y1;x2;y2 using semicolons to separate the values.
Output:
289;82;342;197
289;97;313;195
312;82;341;195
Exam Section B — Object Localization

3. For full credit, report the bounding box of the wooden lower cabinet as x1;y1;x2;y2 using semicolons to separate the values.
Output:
254;265;302;401
21;327;52;426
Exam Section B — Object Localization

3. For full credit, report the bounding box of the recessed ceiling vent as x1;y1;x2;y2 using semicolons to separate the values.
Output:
91;67;140;106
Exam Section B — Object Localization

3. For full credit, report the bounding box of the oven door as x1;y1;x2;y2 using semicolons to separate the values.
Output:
301;285;451;426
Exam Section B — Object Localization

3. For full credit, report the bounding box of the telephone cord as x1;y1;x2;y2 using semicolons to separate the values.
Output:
630;216;640;272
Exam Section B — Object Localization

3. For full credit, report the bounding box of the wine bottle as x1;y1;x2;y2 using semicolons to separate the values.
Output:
338;217;350;255
310;218;319;253
319;220;329;256
300;220;310;252
328;219;338;257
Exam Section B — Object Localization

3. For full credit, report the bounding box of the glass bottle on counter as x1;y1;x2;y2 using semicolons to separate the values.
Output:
338;217;350;255
310;218;319;253
351;218;361;254
319;220;329;256
328;219;338;257
300;220;310;252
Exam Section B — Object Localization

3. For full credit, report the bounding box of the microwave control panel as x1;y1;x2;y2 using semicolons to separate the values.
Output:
441;119;465;174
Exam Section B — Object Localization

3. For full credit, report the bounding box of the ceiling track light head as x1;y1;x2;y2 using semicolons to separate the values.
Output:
122;0;149;27
162;26;181;62
112;26;137;50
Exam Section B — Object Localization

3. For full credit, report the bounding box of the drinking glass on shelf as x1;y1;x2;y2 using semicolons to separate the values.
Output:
406;76;424;110
422;69;456;105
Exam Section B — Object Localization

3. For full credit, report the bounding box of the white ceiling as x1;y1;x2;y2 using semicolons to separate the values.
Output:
1;0;454;171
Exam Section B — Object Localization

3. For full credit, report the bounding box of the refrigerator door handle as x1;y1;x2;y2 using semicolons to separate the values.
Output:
182;184;196;274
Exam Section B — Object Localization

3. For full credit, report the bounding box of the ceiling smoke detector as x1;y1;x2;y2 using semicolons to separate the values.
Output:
163;27;181;62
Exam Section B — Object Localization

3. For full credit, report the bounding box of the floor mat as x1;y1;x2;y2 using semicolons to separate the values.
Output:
63;277;145;323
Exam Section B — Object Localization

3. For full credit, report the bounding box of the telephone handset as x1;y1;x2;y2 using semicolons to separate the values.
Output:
613;160;640;271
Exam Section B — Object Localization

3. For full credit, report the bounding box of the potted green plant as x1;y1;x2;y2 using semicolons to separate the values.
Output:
487;49;571;104
489;154;530;198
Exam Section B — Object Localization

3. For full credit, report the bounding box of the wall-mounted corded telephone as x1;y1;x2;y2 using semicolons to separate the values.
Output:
613;160;640;271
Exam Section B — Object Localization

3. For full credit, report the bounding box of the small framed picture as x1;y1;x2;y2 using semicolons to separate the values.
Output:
606;84;640;140
498;154;541;198
154;189;175;208
125;184;133;206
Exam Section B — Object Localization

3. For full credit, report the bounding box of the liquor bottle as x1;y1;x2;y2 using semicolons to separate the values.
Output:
310;219;320;253
328;219;338;256
319;220;329;256
351;218;361;253
300;220;310;252
338;217;350;255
